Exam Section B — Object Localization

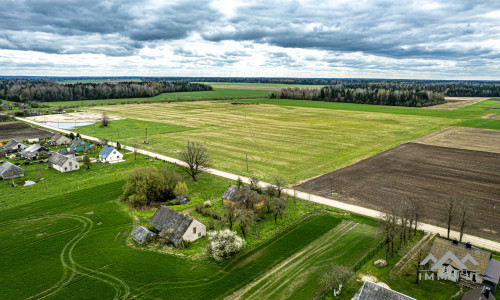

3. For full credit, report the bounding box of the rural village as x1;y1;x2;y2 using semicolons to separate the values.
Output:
1;1;500;299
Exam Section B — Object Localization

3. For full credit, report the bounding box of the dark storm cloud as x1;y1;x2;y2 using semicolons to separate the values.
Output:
0;0;219;55
202;0;500;61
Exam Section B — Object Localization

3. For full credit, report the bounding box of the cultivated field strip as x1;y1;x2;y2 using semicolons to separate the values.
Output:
88;101;455;181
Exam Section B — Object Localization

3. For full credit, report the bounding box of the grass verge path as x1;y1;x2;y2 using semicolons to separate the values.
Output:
17;117;500;252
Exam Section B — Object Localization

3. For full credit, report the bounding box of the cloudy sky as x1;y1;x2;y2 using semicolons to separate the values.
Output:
1;0;499;79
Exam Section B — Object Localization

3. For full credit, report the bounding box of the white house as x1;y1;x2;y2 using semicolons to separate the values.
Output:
99;145;123;163
48;152;80;173
148;206;206;247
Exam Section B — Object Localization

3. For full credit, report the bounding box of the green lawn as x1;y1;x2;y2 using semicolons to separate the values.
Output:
0;181;376;299
85;100;457;182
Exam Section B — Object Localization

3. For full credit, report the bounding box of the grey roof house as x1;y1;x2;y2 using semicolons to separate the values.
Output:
56;148;77;158
353;281;415;300
130;226;157;244
148;206;206;248
0;161;24;180
20;144;47;159
50;133;71;145
1;139;27;153
48;152;79;173
99;145;123;163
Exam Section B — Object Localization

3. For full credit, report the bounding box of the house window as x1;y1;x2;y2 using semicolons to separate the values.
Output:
193;227;196;234
64;167;67;171
443;267;448;274
451;269;455;275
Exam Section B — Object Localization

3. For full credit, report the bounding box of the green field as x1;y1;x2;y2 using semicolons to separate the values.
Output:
0;182;375;299
84;100;458;182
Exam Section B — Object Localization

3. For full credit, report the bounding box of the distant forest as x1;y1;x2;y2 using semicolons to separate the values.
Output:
270;86;445;107
0;80;212;102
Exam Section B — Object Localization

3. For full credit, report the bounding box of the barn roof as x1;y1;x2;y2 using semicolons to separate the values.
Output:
130;226;156;244
20;144;42;158
56;148;76;156
99;145;117;159
355;281;415;300
222;185;240;201
429;238;491;274
48;152;70;167
148;206;193;247
1;139;23;151
69;138;89;148
0;161;23;176
485;259;500;284
50;133;64;142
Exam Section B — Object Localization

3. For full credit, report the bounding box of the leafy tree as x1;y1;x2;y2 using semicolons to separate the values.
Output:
180;141;211;181
116;142;121;150
236;177;244;188
122;166;164;207
173;182;189;198
158;166;182;199
100;112;110;127
82;155;91;169
69;132;75;139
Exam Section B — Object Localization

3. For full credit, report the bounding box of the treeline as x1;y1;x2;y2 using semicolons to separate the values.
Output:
0;80;212;102
144;77;500;97
270;86;445;107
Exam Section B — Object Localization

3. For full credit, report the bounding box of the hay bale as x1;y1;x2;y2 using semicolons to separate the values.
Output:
374;259;387;267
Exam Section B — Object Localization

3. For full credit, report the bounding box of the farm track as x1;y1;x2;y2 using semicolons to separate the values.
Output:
391;233;433;276
228;221;358;299
18;117;500;252
23;214;130;300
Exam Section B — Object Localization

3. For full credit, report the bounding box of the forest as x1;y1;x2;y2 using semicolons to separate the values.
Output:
0;80;212;102
270;86;445;107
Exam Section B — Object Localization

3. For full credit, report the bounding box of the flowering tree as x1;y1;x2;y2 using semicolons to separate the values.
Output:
205;229;244;261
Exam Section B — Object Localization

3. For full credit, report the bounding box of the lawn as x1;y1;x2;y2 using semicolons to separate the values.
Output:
0;180;378;299
84;100;457;182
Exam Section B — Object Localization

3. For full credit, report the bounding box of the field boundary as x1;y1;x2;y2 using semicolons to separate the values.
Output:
16;117;500;252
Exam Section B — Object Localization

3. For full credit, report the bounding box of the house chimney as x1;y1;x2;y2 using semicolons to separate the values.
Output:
466;242;471;248
453;239;458;245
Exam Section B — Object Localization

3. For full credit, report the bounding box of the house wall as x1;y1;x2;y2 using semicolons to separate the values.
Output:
52;159;79;173
101;149;123;162
437;265;483;283
182;219;206;242
56;137;71;145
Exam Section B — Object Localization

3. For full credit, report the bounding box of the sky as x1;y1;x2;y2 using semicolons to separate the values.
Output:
1;0;499;79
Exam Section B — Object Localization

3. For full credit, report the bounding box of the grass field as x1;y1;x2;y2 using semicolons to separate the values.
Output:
85;100;457;182
0;181;375;299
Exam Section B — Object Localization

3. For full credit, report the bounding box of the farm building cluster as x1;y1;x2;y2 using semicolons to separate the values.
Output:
0;133;124;180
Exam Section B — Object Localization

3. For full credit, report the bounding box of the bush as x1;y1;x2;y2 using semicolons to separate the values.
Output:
205;229;244;261
203;200;212;208
173;182;189;198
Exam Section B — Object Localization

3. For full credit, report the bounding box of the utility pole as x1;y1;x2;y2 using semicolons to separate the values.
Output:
246;153;248;172
145;128;148;144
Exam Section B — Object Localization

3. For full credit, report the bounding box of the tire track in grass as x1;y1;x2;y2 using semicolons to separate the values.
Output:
25;214;130;300
227;221;358;300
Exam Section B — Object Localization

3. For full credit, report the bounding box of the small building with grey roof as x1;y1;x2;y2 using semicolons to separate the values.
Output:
1;139;27;154
353;280;415;300
130;226;157;245
0;161;24;180
148;206;206;248
48;152;80;173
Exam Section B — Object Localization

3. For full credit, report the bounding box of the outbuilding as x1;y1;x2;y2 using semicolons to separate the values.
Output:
130;226;157;244
0;139;27;154
48;152;80;173
0;161;24;180
69;138;92;152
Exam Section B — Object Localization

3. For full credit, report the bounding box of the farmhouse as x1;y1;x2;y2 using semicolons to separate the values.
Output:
99;145;123;163
354;280;415;300
0;139;27;154
0;161;24;180
428;238;496;286
56;148;77;158
20;144;50;160
148;206;206;248
222;185;265;209
50;133;71;146
48;152;80;173
69;138;92;152
130;226;157;244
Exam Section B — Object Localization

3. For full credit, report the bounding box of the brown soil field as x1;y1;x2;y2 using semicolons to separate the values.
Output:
297;143;500;241
424;97;489;110
413;126;500;154
0;122;54;141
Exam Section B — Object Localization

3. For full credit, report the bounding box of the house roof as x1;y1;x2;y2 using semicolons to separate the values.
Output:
1;139;23;151
99;145;119;159
462;286;496;300
147;206;194;247
69;138;90;149
485;259;500;284
130;226;156;244
429;238;491;274
56;148;76;156
355;281;415;300
0;161;23;176
20;144;43;158
50;133;64;142
48;152;71;167
222;185;240;201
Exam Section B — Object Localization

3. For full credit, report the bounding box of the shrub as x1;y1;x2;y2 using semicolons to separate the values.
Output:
173;182;189;198
205;229;244;261
203;200;212;208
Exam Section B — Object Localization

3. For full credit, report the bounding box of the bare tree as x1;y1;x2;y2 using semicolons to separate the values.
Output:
180;141;211;181
414;247;428;284
443;197;456;239
222;202;237;230
320;264;353;297
100;112;110;127
99;138;109;146
458;198;473;242
273;175;287;197
236;207;255;240
271;195;288;223
380;211;393;262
